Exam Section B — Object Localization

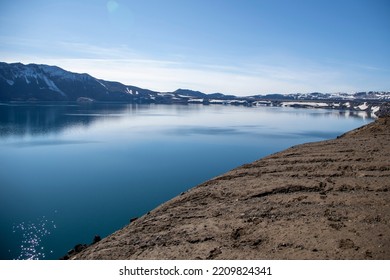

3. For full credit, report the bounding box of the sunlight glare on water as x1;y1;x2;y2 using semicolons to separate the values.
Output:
12;216;56;260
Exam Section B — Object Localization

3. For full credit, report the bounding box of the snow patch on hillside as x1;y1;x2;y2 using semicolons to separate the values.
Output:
42;75;65;96
357;102;368;110
282;102;329;107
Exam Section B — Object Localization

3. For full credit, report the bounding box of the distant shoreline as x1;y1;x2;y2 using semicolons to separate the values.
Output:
0;99;383;118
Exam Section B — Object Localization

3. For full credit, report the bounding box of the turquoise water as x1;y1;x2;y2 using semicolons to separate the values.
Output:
0;103;373;259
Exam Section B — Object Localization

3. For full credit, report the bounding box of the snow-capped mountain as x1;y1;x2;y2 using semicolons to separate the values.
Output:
1;62;389;105
0;62;240;103
0;62;157;102
250;91;390;101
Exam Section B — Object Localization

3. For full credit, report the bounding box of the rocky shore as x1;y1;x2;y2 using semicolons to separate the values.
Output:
71;106;390;260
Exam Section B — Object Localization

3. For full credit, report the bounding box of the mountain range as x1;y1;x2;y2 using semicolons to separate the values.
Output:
1;62;389;105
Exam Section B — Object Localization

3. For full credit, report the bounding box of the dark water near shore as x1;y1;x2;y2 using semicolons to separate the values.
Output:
0;103;373;259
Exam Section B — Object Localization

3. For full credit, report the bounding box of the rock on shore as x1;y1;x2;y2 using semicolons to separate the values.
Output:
72;117;390;260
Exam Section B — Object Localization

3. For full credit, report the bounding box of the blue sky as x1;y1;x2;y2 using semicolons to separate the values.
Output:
0;0;389;95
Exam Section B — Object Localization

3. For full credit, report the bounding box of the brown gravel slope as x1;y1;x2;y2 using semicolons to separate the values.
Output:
73;117;390;260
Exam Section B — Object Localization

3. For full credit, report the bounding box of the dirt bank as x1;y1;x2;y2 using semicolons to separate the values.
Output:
71;117;390;260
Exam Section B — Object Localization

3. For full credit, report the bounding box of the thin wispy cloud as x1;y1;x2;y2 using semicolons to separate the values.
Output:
0;37;386;95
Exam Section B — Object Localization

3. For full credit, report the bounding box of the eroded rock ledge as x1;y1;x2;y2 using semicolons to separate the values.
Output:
72;116;390;260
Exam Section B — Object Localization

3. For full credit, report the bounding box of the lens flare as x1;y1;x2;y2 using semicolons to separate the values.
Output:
107;0;119;13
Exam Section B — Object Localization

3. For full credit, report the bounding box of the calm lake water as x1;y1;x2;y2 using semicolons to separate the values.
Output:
0;103;373;259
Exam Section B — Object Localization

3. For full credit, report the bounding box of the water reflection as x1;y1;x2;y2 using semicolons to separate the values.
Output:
273;107;374;120
0;103;133;137
167;125;345;140
5;139;101;148
0;103;375;260
0;103;374;138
